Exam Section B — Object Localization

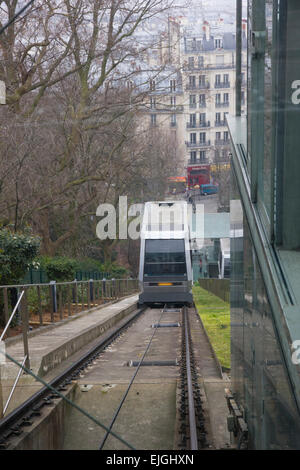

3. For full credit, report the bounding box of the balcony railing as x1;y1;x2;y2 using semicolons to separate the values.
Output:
186;82;210;91
205;63;236;70
215;81;230;88
215;120;227;127
148;105;184;112
215;139;230;146
186;121;210;129
188;158;208;165
215;101;230;108
186;140;211;148
183;56;236;70
183;63;205;71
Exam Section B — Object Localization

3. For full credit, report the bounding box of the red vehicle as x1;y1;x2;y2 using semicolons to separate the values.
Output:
187;164;210;189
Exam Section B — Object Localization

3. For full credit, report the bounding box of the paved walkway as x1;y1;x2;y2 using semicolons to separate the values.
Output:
1;295;138;415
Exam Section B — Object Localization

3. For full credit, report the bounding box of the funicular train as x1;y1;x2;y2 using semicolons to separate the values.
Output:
138;201;193;307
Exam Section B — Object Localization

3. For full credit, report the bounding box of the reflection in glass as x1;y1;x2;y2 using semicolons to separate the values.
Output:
262;0;273;217
230;169;300;449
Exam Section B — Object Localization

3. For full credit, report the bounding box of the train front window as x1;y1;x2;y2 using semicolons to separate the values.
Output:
224;258;230;278
144;239;187;276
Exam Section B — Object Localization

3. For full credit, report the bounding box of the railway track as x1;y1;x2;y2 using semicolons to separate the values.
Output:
0;304;210;450
178;307;207;450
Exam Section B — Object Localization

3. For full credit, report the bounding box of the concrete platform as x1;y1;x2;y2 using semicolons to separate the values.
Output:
1;295;138;415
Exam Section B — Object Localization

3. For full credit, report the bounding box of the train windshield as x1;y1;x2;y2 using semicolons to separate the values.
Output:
224;258;230;278
144;239;187;276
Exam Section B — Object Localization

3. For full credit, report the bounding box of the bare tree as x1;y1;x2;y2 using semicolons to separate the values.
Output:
0;0;177;257
0;0;173;114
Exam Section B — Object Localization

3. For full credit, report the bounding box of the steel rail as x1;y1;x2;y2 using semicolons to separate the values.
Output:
0;305;146;447
183;306;198;450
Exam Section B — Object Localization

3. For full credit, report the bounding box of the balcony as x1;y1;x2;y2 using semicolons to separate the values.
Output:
215;120;227;127
148;105;184;113
186;121;210;129
188;158;208;165
182;53;236;69
215;139;230;146
215;101;230;108
183;62;205;71
215;81;230;89
205;63;235;70
186;82;210;91
186;140;211;148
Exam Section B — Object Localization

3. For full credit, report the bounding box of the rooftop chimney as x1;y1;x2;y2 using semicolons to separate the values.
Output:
203;20;210;41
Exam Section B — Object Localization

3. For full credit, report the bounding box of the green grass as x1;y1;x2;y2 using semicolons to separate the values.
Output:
193;285;230;370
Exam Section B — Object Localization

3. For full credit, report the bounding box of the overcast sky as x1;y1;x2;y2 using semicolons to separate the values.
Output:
172;0;247;18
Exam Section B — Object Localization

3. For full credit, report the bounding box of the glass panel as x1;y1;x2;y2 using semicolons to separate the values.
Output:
230;169;300;449
145;239;185;262
258;0;273;219
247;0;253;158
144;239;187;277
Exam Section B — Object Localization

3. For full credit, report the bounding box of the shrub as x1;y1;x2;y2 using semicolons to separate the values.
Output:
0;228;40;285
101;262;129;279
75;257;103;272
43;257;79;282
0;228;40;326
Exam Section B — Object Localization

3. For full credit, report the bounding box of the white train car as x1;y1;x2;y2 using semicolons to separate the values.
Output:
138;201;193;306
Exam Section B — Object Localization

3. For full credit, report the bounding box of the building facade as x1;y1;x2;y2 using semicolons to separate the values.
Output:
143;18;247;179
182;24;247;167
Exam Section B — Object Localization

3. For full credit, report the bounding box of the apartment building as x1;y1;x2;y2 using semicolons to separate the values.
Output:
144;18;247;174
182;22;247;166
142;67;186;171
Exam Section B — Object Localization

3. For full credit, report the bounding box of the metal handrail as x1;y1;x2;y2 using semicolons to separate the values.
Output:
0;279;139;333
0;290;24;341
0;278;136;289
